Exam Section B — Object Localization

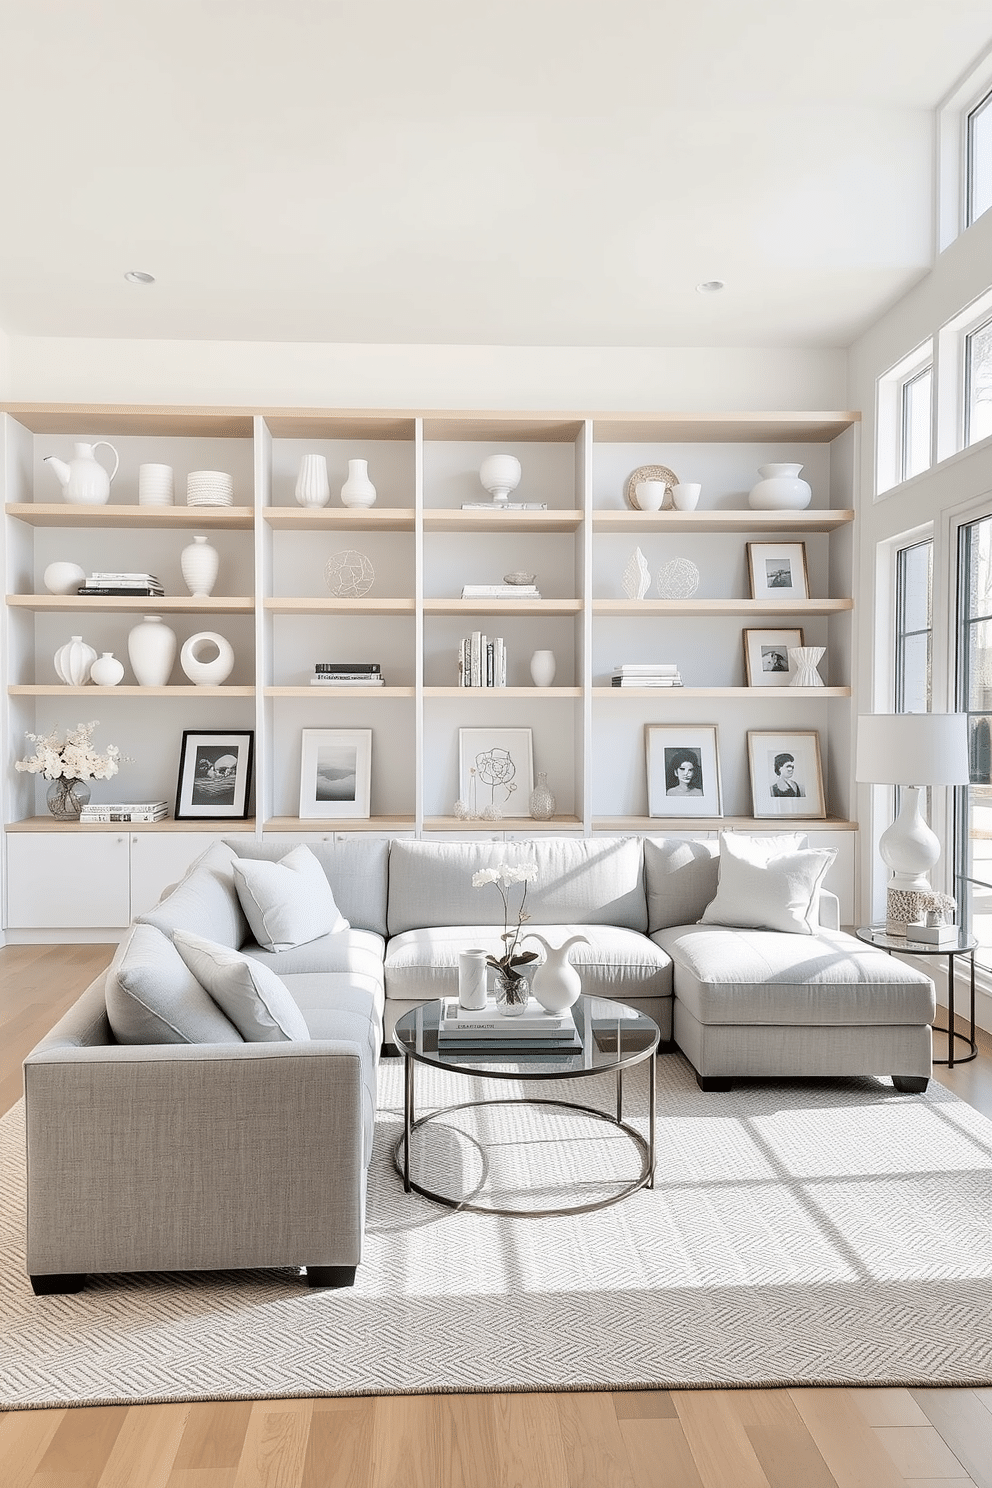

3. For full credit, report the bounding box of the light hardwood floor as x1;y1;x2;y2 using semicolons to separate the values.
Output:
2;942;991;1488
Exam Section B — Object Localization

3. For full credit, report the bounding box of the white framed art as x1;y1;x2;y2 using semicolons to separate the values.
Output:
458;727;533;818
299;728;372;819
746;542;810;602
747;730;825;818
646;724;722;818
743;627;805;686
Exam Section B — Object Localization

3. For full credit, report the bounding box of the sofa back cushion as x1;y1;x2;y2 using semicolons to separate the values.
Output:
387;837;647;935
105;923;244;1045
699;833;837;935
224;836;388;935
233;844;349;951
139;840;249;949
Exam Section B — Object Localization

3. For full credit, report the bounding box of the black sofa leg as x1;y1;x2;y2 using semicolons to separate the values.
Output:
306;1265;357;1289
30;1272;86;1295
696;1074;733;1093
891;1075;929;1094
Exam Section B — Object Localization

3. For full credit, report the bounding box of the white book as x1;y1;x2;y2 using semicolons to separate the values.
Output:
460;502;548;510
439;997;575;1037
614;663;680;673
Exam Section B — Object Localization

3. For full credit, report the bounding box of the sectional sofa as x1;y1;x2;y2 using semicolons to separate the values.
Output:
23;832;936;1294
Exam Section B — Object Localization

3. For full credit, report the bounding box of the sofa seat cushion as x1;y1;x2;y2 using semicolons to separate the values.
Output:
105;924;244;1046
652;924;936;1027
241;927;384;982
385;925;672;1003
139;840;248;950
282;973;380;1161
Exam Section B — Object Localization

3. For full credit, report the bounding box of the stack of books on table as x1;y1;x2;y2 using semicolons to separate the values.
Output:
458;632;506;687
460;583;542;599
437;997;582;1056
310;663;383;686
77;572;164;597
611;662;683;688
79;801;169;823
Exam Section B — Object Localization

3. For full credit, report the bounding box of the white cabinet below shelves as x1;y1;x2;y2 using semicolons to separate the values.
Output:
5;833;130;928
129;831;252;920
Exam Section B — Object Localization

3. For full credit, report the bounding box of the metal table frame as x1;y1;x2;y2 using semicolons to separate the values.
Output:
856;926;979;1068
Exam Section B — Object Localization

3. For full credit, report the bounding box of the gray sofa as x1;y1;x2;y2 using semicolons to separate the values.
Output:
23;832;935;1295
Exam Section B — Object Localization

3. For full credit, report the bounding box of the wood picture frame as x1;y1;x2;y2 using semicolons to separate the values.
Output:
743;627;805;686
645;724;722;818
299;728;372;819
746;542;810;602
175;730;254;820
458;727;534;818
747;730;825;817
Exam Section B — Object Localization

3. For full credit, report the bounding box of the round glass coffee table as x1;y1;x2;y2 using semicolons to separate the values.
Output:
392;994;660;1218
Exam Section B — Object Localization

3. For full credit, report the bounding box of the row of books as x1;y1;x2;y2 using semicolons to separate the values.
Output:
437;997;581;1054
77;571;164;597
80;801;170;822
458;633;507;687
460;584;542;599
611;662;683;688
309;662;383;687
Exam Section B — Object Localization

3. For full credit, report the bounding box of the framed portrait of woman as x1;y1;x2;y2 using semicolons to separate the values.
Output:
747;730;825;818
645;724;722;818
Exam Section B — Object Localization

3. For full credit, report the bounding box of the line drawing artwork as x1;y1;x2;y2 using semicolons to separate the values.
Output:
472;747;517;818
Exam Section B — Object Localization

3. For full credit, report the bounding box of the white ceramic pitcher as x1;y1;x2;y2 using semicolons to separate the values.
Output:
525;933;589;1013
44;442;120;505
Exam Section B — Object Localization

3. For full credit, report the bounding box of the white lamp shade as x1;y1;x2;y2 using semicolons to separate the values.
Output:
855;713;970;787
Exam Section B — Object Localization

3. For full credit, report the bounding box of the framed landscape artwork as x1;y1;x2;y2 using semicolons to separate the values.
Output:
743;627;805;686
646;724;722;818
175;730;254;820
458;727;533;819
746;542;810;602
299;728;372;819
747;730;825;818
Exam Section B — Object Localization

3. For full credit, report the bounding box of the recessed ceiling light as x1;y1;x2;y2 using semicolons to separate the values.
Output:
124;270;155;285
696;280;725;294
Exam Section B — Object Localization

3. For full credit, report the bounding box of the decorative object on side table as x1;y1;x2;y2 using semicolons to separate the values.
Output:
622;547;651;599
524;932;589;1012
748;463;812;511
528;771;556;820
340;459;376;508
43;562;86;595
743;628;804;686
180;535;219;597
479;453;521;505
324;550;375;597
907;891;959;945
175;730;254;820
15;720;125;821
625;465;677;510
646;723;722;818
788;645;825;688
748;729;825;818
295;453;331;508
458;727;534;821
529;649;556;687
44;441;120;505
655;558;700;599
298;728;372;819
89;652;125;687
855;712;970;935
471;860;539;1015
54;635;97;686
127;615;177;687
180;632;235;686
746;542;810;601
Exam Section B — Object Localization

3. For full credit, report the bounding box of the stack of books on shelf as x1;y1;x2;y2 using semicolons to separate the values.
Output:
77;572;164;597
611;662;683;687
437;997;581;1055
309;663;383;687
79;801;170;823
460;583;542;599
458;632;507;687
460;502;548;511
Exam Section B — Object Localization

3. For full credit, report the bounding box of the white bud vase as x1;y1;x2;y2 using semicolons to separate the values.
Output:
340;458;376;508
748;463;812;510
295;453;330;508
530;649;556;687
180;535;219;597
90;652;125;687
128;615;177;687
180;631;235;686
54;635;97;686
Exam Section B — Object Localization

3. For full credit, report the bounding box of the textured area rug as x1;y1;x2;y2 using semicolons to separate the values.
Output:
3;1053;992;1408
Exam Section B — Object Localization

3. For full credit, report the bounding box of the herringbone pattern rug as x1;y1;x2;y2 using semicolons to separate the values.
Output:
3;1053;992;1408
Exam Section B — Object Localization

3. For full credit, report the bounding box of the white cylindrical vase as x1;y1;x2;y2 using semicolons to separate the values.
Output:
128;615;177;687
180;631;235;686
295;453;330;508
54;635;97;686
458;949;489;1011
180;535;219;597
90;652;125;687
530;649;556;687
748;463;812;510
340;458;376;508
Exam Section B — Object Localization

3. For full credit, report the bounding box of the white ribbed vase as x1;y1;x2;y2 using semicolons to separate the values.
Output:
295;453;330;508
54;635;97;686
128;615;177;687
180;535;219;598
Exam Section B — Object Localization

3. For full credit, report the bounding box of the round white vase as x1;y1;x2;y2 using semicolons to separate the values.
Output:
748;463;812;510
672;482;702;511
128;615;177;687
634;479;666;511
530;649;556;687
180;631;235;686
180;535;219;597
44;561;86;595
295;453;330;508
479;453;521;504
54;635;97;686
340;458;376;508
90;652;125;687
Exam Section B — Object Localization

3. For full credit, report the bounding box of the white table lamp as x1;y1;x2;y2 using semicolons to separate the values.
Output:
855;713;970;933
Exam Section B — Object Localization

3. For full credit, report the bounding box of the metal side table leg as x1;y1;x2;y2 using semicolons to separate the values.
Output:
404;1053;415;1193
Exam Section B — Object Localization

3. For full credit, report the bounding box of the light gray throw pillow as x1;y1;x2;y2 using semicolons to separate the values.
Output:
106;924;244;1045
700;832;836;935
173;930;311;1041
233;844;348;952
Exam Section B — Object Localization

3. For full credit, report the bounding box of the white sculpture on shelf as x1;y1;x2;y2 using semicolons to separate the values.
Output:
54;635;97;686
44;562;86;595
180;536;219;597
295;453;331;508
324;551;375;597
479;454;521;505
656;559;700;599
180;632;235;686
622;547;651;600
127;615;177;687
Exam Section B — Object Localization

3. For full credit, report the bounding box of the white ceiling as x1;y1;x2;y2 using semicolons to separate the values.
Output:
2;1;991;349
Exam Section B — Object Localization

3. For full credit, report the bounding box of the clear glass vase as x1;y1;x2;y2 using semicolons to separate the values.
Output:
46;776;91;820
529;771;556;821
494;968;531;1016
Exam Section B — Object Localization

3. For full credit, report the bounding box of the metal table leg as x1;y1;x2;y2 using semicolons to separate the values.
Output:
648;1054;656;1189
403;1053;415;1192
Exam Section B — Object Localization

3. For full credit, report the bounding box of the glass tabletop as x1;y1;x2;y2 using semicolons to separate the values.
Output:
393;994;660;1081
856;926;978;955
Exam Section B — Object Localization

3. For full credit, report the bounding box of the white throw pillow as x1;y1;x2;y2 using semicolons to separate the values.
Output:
173;930;311;1041
233;844;348;952
700;832;836;935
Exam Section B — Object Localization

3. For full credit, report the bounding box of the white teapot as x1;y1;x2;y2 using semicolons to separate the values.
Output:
45;441;120;505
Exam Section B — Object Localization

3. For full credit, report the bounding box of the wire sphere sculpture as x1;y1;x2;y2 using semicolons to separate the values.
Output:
656;558;700;599
324;550;375;598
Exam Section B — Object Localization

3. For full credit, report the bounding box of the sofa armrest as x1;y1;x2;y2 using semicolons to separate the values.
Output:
817;888;840;931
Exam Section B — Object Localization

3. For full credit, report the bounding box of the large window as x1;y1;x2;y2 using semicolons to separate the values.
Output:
966;85;992;227
900;365;933;481
895;540;933;712
965;314;992;447
956;514;992;974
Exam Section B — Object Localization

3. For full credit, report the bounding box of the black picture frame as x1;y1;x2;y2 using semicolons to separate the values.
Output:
175;730;254;820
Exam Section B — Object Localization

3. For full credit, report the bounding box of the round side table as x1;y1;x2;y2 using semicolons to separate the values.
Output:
856;926;979;1068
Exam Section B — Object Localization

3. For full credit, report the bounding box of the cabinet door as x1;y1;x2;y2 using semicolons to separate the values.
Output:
129;832;254;918
5;833;130;928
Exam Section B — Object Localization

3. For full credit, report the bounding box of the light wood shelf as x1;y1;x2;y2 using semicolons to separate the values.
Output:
590;412;859;442
422;509;583;532
265;815;416;833
8;685;255;697
592;815;859;832
265;598;416;615
424;598;582;616
593;686;851;698
5;503;254;529
6;816;257;832
265;686;415;698
264;507;415;530
9;594;253;613
594;598;853;616
592;508;855;533
425;815;584;832
425;686;582;698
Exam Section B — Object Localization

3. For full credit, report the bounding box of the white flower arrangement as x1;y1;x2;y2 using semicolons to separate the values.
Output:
917;890;956;927
471;861;539;975
15;721;124;782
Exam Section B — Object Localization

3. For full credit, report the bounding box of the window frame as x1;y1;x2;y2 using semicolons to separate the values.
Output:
954;511;992;976
876;340;934;496
965;83;992;228
963;311;992;449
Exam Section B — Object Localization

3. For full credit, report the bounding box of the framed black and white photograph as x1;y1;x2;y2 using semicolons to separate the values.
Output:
646;724;722;818
299;728;372;819
743;627;805;686
175;730;254;820
746;542;810;602
747;730;825;818
458;727;533;818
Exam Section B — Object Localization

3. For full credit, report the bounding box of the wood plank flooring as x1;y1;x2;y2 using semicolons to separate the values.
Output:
2;942;990;1487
